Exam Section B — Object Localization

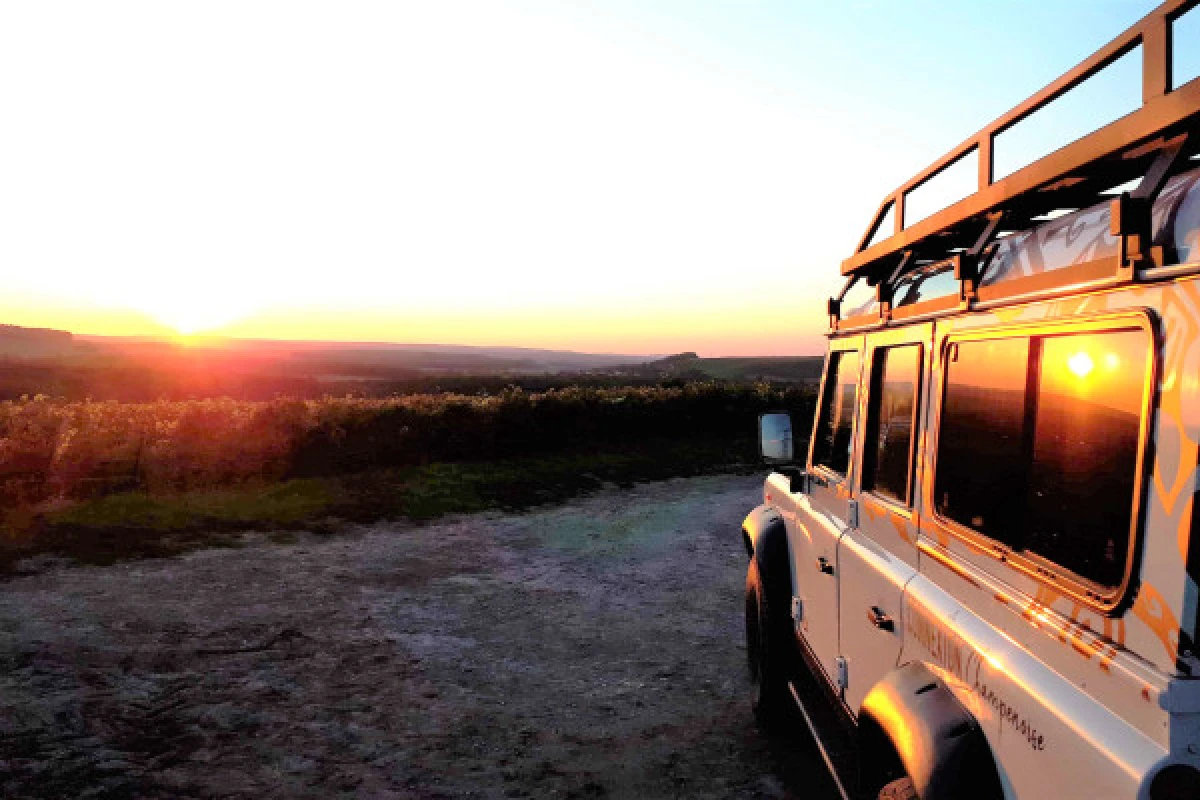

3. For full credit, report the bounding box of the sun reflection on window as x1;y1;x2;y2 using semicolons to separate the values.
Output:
936;327;1149;589
1067;351;1094;379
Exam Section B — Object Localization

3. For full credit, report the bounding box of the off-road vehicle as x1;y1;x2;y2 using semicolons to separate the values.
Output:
744;3;1200;797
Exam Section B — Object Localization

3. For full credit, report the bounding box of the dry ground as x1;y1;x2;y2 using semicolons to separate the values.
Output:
0;474;838;799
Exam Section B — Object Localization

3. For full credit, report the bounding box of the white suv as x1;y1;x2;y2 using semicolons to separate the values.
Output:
743;3;1200;798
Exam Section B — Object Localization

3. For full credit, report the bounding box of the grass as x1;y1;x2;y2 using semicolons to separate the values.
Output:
47;480;337;532
0;436;766;573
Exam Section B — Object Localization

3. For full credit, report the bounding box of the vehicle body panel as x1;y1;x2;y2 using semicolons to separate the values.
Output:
838;323;931;713
903;571;1166;800
793;335;864;689
838;530;915;713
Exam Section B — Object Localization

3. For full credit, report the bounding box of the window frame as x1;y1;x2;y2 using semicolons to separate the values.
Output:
926;310;1159;613
862;342;924;509
808;341;863;484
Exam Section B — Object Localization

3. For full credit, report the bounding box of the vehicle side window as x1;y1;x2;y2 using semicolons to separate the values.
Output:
935;337;1030;548
934;329;1150;589
863;344;921;505
1025;331;1149;587
812;350;860;476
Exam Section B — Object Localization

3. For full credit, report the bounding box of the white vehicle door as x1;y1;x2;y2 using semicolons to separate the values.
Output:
837;324;929;714
792;336;863;693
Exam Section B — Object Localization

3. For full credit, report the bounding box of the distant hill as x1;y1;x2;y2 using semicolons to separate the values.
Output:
0;326;666;400
0;324;73;359
0;325;818;401
74;335;656;374
615;352;824;384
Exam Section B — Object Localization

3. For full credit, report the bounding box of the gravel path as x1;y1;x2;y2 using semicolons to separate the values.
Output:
0;474;838;799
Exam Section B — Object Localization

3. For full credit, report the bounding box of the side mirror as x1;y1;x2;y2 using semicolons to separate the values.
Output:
759;412;794;463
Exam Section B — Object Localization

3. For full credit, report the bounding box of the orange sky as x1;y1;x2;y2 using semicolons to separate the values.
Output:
0;291;829;357
0;2;1167;356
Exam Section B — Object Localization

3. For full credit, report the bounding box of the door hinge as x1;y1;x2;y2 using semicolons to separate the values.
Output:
848;499;859;529
835;656;848;690
791;596;803;624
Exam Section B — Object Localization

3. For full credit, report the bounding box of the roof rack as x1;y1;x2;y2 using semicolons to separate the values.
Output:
832;0;1200;328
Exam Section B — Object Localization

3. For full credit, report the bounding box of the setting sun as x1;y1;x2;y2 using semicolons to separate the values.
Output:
132;290;260;336
149;308;243;336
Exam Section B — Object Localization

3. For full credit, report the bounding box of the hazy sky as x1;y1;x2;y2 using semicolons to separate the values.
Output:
0;0;1177;354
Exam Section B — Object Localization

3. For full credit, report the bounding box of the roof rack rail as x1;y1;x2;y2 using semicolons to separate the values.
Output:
840;0;1200;308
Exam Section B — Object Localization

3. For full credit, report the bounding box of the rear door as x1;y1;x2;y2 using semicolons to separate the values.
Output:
838;324;929;713
792;336;863;691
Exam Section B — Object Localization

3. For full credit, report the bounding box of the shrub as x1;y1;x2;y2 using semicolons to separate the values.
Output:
0;383;815;509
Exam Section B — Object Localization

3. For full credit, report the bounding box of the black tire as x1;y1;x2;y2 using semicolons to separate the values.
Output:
877;776;917;800
745;563;763;681
745;558;795;730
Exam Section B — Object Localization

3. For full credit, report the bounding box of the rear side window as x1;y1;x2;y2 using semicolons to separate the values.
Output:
863;345;921;505
812;350;860;476
934;328;1150;589
935;337;1031;548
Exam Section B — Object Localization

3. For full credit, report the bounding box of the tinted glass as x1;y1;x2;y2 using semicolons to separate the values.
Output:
864;345;920;504
812;350;860;476
934;329;1150;590
935;337;1031;548
1024;331;1148;587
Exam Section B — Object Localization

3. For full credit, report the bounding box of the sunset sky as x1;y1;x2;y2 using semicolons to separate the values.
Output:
0;1;1181;355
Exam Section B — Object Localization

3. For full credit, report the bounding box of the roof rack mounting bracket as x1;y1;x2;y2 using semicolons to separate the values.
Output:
1111;132;1192;278
952;254;977;304
960;212;1007;300
877;251;914;322
828;275;859;332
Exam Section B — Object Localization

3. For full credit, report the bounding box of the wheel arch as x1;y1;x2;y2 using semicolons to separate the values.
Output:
742;505;791;604
857;661;1003;800
742;504;784;559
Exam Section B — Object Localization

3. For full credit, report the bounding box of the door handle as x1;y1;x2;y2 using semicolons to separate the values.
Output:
816;557;834;575
867;606;894;632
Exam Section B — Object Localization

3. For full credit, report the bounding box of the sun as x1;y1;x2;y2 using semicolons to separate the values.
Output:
149;302;248;336
132;289;260;337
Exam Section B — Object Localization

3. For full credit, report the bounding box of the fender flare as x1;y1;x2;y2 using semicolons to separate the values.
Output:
858;661;1002;800
741;504;792;616
742;503;782;558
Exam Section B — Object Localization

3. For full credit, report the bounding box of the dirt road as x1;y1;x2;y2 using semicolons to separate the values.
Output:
0;474;838;799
